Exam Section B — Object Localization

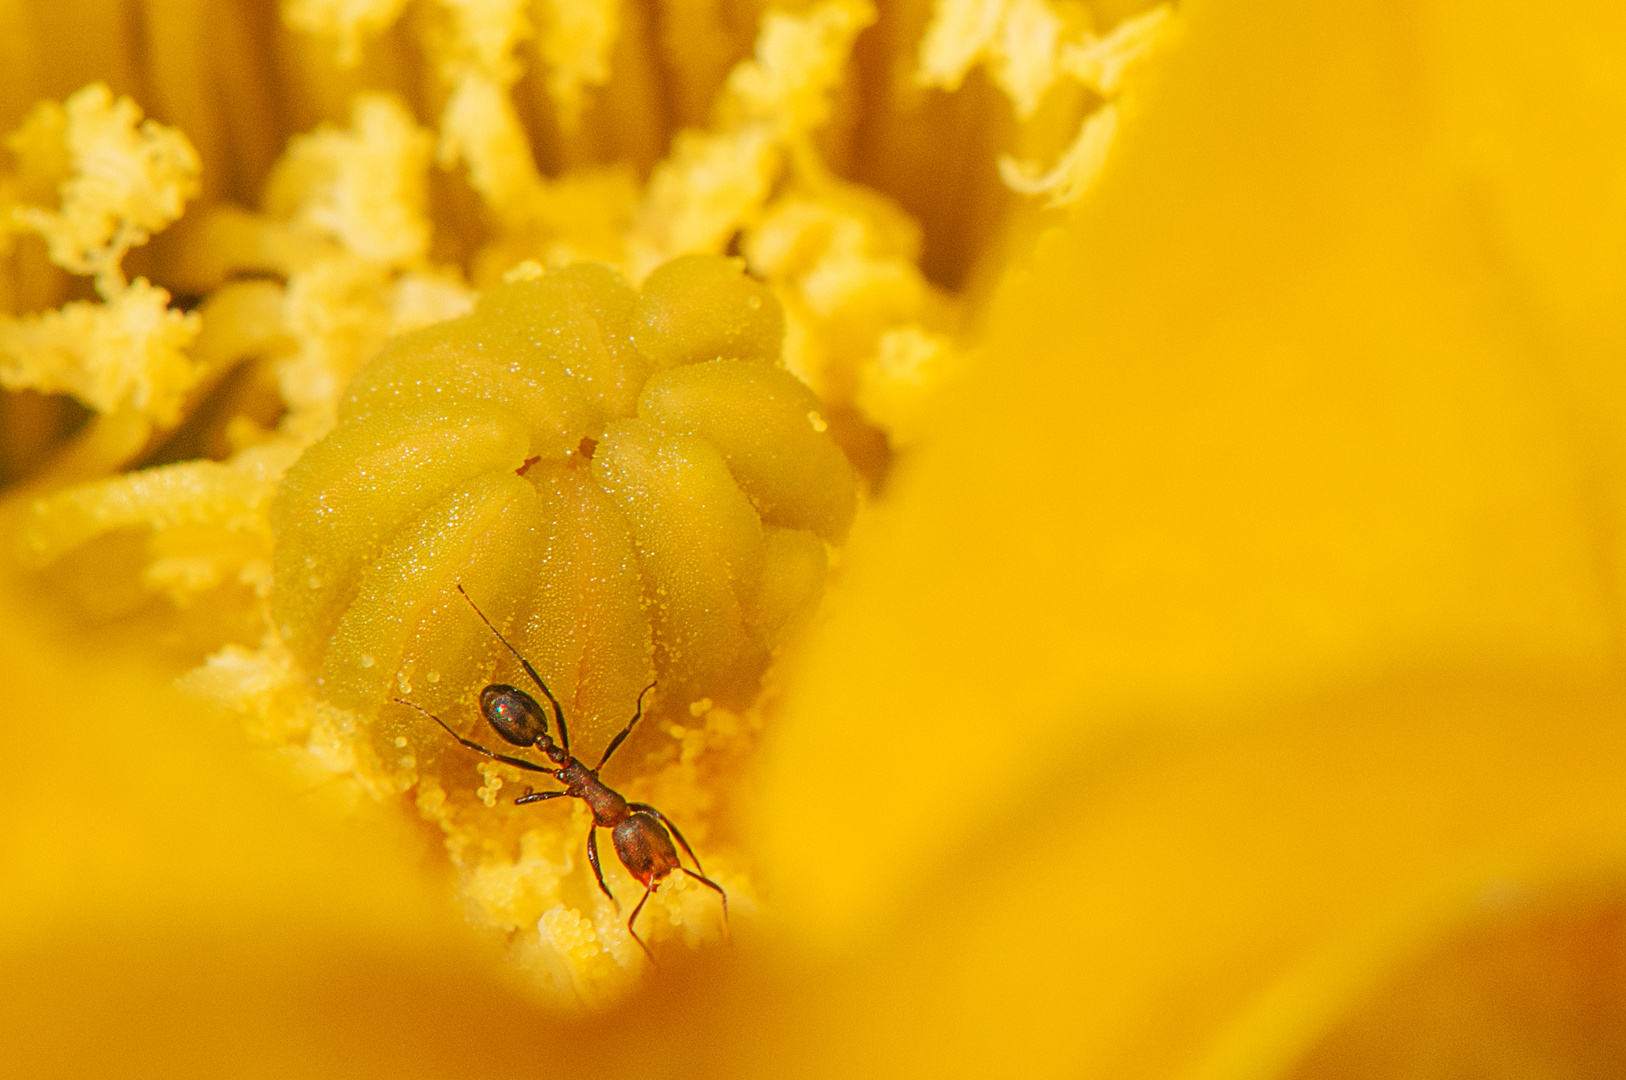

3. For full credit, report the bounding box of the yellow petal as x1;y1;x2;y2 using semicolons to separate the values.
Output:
755;0;1626;1073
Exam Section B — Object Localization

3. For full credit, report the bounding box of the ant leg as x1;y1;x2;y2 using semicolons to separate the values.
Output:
626;881;657;965
681;868;731;940
455;584;572;754
515;789;570;806
627;802;708;877
593;681;657;771
586;827;618;909
394;699;554;775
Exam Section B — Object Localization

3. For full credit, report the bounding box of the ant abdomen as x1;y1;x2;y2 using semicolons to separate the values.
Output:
612;813;682;886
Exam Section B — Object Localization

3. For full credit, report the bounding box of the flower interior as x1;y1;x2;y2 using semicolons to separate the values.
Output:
0;0;1175;1002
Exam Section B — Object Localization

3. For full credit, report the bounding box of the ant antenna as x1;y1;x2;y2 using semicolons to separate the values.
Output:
455;583;571;753
393;697;556;777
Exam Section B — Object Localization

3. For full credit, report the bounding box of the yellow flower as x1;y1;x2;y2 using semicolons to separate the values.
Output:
4;0;1626;1075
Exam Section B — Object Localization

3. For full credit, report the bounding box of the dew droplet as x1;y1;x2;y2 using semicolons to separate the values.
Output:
427;670;441;683
359;654;374;668
807;410;828;433
307;575;321;589
394;736;408;748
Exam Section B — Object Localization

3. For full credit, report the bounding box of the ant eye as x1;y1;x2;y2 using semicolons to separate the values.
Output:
481;684;549;746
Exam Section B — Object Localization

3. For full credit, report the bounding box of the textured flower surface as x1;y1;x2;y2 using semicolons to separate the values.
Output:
4;0;1626;1076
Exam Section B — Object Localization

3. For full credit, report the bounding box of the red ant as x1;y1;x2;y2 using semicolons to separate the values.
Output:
396;584;728;963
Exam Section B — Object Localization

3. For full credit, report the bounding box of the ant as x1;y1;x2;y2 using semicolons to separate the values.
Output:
395;585;727;963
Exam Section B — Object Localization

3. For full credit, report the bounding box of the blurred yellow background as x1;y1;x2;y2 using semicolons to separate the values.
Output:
3;0;1626;1076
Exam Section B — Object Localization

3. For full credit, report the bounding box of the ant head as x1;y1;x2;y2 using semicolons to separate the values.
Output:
480;684;551;747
